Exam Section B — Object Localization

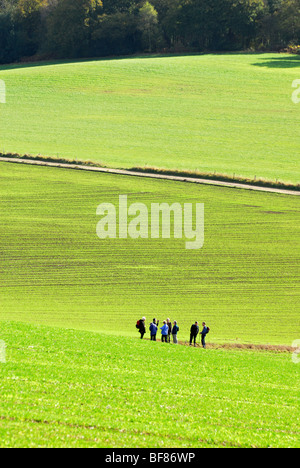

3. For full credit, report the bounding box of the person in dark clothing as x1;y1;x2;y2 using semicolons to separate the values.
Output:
200;322;209;348
190;321;199;347
167;318;172;343
149;318;159;341
172;321;179;344
138;317;146;339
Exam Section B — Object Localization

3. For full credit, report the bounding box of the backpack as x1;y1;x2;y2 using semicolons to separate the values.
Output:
206;327;210;334
136;320;141;329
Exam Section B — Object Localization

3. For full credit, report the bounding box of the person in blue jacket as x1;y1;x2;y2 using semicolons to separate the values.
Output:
200;322;209;348
149;318;159;341
160;320;169;343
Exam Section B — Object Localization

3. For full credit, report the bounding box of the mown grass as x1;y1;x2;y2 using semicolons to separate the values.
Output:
0;321;299;448
0;53;300;184
0;161;299;345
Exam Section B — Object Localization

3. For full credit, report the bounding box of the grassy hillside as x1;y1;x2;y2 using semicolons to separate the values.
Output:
0;322;299;448
0;54;300;184
0;161;299;345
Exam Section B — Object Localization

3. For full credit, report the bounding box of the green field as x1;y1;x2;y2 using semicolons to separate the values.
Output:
0;162;299;345
1;53;300;447
0;159;299;448
0;321;299;448
1;53;300;184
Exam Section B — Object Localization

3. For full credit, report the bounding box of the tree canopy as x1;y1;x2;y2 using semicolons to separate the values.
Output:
0;0;299;63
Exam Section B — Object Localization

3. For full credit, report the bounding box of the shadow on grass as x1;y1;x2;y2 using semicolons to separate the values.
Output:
0;53;204;72
253;55;300;68
1;51;297;72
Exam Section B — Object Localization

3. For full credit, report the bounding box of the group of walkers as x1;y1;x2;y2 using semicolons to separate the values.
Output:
136;318;210;348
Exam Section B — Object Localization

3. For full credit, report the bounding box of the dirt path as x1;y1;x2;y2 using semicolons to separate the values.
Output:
145;338;295;353
1;156;299;196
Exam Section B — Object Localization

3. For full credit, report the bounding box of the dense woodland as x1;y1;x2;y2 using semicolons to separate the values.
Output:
0;0;299;63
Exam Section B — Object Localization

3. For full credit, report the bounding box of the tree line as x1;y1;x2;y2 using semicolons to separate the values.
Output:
0;0;299;64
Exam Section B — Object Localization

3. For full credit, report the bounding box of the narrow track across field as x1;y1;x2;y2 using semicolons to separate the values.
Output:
1;156;299;196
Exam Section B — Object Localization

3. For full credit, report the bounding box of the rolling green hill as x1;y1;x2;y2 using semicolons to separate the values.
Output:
0;161;299;345
0;321;299;448
0;149;299;447
1;53;300;184
1;52;300;449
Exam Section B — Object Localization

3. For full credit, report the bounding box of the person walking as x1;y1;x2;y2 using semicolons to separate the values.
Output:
190;321;199;347
160;320;169;343
200;322;209;348
137;317;146;339
149;318;159;341
167;318;172;343
172;321;179;344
